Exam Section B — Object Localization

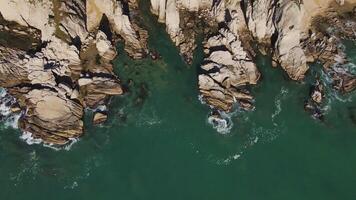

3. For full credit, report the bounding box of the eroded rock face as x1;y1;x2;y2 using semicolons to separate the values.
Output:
87;0;148;59
0;0;147;145
274;1;309;80
199;27;259;112
245;0;276;43
10;88;84;145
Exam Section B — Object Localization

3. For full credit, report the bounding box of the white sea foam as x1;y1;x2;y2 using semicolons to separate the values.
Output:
207;111;234;134
10;151;39;186
64;138;80;151
20;131;79;151
272;87;288;126
20;132;43;145
0;88;22;129
198;94;205;105
95;105;107;112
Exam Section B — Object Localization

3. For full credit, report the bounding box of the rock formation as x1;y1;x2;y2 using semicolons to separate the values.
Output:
0;0;148;145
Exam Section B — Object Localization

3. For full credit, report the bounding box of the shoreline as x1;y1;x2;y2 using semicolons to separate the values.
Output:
0;0;355;146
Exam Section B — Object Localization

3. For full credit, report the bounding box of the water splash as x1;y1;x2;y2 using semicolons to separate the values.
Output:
272;87;289;126
207;111;234;134
0;88;22;129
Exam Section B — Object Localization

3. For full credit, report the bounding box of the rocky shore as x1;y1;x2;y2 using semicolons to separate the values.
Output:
0;0;148;145
150;0;356;123
0;0;356;145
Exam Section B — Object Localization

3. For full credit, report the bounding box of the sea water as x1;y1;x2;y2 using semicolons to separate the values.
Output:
0;1;355;199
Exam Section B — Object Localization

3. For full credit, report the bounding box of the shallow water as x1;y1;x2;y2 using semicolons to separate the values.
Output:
1;3;356;200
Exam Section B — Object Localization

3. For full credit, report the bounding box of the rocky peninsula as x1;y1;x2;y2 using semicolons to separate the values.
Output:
0;0;355;145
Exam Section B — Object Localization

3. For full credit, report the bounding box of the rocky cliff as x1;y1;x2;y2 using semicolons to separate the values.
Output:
0;0;148;145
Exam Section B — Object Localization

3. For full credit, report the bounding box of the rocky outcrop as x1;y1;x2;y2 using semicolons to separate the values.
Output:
0;0;148;145
273;1;309;80
87;0;148;59
245;0;276;43
10;88;84;145
304;79;325;120
301;9;356;118
199;28;259;112
303;10;356;92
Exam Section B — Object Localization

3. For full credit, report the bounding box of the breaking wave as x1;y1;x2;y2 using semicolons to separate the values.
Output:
20;131;80;151
207;111;235;134
0;88;22;129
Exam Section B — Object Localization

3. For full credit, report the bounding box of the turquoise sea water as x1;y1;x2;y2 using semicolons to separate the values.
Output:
1;2;356;199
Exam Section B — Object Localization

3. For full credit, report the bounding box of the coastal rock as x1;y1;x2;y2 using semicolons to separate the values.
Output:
302;10;356;94
93;111;108;125
0;0;135;145
96;30;117;61
304;79;325;120
87;0;148;59
198;27;259;111
245;0;276;43
9;88;84;145
151;0;356;126
274;1;308;80
58;0;89;42
0;0;55;40
0;47;30;87
151;0;260;114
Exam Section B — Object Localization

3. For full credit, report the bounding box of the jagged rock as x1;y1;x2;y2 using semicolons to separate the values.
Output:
58;0;89;42
274;1;308;80
245;0;276;42
87;0;148;59
304;79;325;120
96;30;117;61
9;88;84;145
302;10;356;95
0;46;30;87
0;0;55;40
199;27;259;112
93;111;108;125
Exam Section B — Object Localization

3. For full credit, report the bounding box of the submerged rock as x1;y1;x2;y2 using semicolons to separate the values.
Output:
304;79;325;120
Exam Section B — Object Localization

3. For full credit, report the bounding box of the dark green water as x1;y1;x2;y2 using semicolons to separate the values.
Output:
1;3;356;199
